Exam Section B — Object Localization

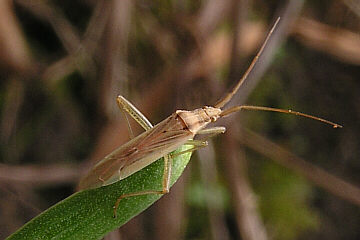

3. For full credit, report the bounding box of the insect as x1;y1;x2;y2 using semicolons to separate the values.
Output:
78;18;341;218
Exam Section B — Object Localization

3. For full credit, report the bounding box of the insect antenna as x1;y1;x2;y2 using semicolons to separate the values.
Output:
214;17;280;109
219;105;343;128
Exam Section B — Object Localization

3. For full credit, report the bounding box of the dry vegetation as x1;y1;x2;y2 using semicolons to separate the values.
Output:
1;0;360;239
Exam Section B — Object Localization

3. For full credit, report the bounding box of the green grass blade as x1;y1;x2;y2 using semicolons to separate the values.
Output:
7;145;192;240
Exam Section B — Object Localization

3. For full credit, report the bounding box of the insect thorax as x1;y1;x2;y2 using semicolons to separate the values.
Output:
176;107;221;133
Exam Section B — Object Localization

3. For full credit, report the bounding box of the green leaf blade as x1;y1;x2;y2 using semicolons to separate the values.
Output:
7;145;192;240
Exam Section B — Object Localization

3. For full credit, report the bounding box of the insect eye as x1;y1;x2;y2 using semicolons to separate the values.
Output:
210;116;217;122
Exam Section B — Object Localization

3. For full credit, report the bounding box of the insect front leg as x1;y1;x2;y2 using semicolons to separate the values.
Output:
197;126;226;139
113;154;173;218
170;127;226;158
170;128;226;158
169;140;209;158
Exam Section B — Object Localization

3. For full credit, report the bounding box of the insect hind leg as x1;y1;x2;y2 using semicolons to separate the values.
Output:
113;154;172;218
113;189;169;218
116;95;153;137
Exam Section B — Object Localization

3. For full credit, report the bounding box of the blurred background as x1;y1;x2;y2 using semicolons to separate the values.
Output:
1;0;359;239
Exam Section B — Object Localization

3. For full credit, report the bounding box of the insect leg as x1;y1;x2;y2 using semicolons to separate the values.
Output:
113;139;208;217
187;126;227;144
95;97;154;184
113;154;172;218
120;107;135;139
113;129;223;217
170;140;209;158
170;128;226;159
116;95;153;132
168;127;227;159
197;126;226;138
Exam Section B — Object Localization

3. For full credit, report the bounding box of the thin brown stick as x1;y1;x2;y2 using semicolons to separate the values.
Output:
292;17;360;65
0;163;80;186
223;130;268;240
15;0;81;54
153;176;186;240
42;0;109;83
240;128;360;207
228;0;305;107
0;0;32;73
100;0;133;117
198;143;231;240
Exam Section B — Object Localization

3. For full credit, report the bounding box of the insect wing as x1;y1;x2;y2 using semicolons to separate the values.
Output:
79;113;193;190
